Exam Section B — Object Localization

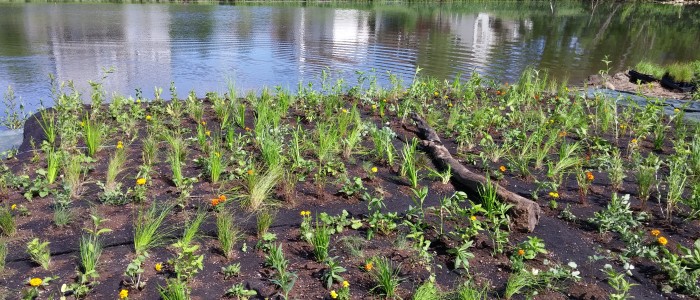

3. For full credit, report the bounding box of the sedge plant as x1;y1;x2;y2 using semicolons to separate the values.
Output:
133;203;172;255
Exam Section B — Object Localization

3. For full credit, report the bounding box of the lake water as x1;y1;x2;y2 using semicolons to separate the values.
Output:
1;1;699;117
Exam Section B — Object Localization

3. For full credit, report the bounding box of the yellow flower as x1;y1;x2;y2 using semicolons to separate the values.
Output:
548;191;559;198
215;152;221;157
371;104;377;110
11;204;16;210
155;263;162;272
146;115;152;121
658;236;668;246
29;277;42;287
447;102;453;107
674;108;680;113
205;130;211;137
116;141;123;149
499;165;506;172
619;124;626;130
136;178;146;185
651;229;660;237
341;108;348;114
201;121;206;126
330;290;338;299
517;249;525;256
371;167;378;173
247;169;254;176
470;215;477;221
364;262;373;271
433;91;439;96
342;281;349;288
119;289;129;299
631;138;638;144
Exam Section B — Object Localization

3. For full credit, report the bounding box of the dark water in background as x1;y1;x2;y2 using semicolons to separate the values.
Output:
1;1;699;115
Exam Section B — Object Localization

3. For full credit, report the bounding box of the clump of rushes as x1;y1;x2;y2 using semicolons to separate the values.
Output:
44;145;61;185
104;143;126;193
216;209;242;259
159;278;189;300
310;221;332;262
163;131;187;187
142;133;158;166
256;209;275;238
37;108;57;147
62;153;85;198
636;153;660;208
181;209;207;246
83;116;103;157
400;138;419;188
207;138;224;184
244;165;282;211
370;257;403;299
0;205;15;237
26;238;51;270
665;156;687;221
133;203;172;255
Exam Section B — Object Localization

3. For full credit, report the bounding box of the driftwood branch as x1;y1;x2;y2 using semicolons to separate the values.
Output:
411;113;541;232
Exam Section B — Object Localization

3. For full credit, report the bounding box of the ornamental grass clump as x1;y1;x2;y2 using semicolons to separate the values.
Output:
0;206;15;237
244;165;282;211
134;203;172;255
370;257;404;299
216;210;242;259
82;116;103;157
310;222;332;262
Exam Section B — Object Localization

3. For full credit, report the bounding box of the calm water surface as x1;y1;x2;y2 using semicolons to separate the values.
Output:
1;2;700;114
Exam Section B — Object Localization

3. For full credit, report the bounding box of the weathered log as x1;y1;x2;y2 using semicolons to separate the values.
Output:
411;113;541;232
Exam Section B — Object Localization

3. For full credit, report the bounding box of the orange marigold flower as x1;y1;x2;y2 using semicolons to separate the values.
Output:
658;236;668;246
586;171;594;181
247;169;254;175
651;229;660;237
364;262;373;271
211;198;220;207
219;195;227;202
499;165;506;172
517;249;525;256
